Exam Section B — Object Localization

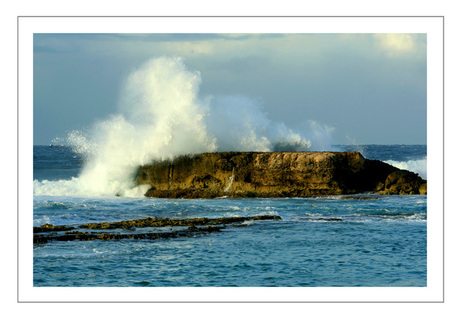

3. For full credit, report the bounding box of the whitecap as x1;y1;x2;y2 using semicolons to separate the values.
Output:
384;157;427;179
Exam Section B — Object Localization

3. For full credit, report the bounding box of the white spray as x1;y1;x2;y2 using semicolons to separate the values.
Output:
34;57;313;198
384;158;427;180
224;168;235;193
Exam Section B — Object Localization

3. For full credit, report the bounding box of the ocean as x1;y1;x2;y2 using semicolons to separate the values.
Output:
33;144;427;287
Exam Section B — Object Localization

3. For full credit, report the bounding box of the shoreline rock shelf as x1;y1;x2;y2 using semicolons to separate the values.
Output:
136;151;427;198
33;215;282;244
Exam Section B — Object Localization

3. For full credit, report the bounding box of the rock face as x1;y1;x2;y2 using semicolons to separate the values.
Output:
136;152;427;198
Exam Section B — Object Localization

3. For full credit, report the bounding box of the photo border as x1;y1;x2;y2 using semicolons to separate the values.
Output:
18;16;444;303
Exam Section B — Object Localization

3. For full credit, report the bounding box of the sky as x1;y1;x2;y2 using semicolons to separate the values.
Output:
33;33;427;146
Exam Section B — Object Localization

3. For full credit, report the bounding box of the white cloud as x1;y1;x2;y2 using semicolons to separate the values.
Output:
34;33;427;145
373;34;416;56
162;41;214;55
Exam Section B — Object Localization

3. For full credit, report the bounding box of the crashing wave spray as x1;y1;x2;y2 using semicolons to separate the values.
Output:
384;158;427;180
35;57;217;197
207;96;311;152
34;57;313;198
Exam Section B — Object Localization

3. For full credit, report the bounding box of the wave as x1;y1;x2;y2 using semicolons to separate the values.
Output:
33;178;151;198
384;158;427;180
35;57;316;198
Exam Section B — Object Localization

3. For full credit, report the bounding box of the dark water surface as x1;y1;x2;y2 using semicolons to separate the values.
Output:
33;145;427;287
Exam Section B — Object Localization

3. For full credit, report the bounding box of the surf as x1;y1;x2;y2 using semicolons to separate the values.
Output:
384;157;427;179
34;57;314;197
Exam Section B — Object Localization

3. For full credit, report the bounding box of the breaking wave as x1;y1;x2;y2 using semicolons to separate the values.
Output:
34;57;314;197
384;158;427;180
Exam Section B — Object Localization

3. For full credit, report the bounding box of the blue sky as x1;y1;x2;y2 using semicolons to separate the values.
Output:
33;33;427;146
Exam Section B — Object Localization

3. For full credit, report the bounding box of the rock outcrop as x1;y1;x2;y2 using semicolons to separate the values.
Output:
136;152;427;198
33;215;282;244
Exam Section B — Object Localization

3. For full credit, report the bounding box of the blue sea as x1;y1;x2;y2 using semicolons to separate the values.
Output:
33;144;427;287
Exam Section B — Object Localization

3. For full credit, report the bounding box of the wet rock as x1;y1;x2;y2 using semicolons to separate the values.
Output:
340;195;381;200
33;224;74;233
137;152;427;198
300;217;343;222
33;215;281;244
78;215;281;230
419;183;427;195
379;170;426;195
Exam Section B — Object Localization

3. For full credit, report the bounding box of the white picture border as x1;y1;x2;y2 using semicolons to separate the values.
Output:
18;16;444;302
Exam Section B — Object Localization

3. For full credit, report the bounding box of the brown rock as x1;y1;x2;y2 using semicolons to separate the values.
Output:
136;152;426;198
379;170;426;195
33;215;282;244
419;183;427;195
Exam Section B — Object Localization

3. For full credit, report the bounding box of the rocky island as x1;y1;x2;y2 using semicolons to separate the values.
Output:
136;152;427;198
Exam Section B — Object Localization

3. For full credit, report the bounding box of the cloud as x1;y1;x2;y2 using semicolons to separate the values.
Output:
33;33;427;145
373;34;417;56
162;41;214;55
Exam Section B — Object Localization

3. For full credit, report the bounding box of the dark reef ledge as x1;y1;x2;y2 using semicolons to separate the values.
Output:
136;151;427;199
33;215;282;244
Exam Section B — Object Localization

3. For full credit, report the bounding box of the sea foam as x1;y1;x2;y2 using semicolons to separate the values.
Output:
35;57;313;197
384;158;427;180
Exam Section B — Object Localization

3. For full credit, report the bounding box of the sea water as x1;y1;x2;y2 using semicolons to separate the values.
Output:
33;144;427;287
33;57;426;287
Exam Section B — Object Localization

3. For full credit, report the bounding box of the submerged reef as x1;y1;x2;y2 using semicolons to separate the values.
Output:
136;152;427;198
33;215;282;244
